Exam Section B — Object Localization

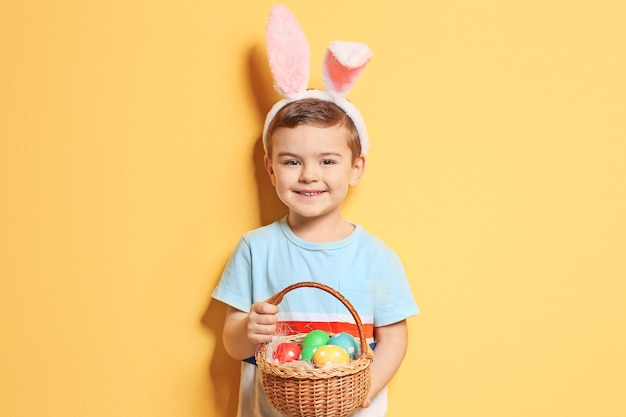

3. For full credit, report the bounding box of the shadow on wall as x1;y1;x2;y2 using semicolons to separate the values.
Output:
248;42;288;226
199;43;289;417
201;298;240;417
253;137;288;225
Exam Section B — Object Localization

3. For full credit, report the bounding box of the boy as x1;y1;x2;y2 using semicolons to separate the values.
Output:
211;5;419;416
212;100;419;417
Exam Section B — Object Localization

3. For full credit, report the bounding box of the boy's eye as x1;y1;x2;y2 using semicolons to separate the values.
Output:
321;159;336;165
282;160;300;166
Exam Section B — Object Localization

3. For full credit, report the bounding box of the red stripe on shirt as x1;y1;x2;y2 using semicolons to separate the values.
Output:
276;321;374;339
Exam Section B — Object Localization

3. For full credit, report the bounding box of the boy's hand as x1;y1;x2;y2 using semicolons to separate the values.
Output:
360;396;371;409
247;301;279;344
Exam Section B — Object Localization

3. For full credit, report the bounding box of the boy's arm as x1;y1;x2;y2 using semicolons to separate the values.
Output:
361;320;409;408
222;302;279;360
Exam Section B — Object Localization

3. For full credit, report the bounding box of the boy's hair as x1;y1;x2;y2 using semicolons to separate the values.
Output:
265;98;362;163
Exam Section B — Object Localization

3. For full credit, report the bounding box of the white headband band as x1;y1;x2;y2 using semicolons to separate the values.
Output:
262;5;373;156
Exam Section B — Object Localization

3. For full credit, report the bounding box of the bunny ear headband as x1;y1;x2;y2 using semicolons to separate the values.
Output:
262;4;373;155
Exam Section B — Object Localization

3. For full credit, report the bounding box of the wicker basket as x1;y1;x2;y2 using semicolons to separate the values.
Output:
256;282;374;417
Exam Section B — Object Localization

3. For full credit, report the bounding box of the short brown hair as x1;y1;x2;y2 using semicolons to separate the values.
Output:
265;98;361;163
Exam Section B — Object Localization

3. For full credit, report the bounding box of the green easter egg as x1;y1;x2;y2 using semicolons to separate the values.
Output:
299;345;318;362
302;330;330;349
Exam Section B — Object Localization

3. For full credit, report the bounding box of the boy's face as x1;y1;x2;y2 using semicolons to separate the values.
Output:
264;124;365;223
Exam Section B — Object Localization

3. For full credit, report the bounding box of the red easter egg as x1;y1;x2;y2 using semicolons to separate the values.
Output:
272;342;302;364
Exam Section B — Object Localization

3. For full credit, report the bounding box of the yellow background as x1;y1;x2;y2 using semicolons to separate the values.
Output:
1;1;625;416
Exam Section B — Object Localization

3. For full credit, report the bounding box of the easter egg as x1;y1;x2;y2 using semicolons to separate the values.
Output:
302;330;330;349
313;345;351;366
299;345;319;362
328;332;360;359
272;342;302;364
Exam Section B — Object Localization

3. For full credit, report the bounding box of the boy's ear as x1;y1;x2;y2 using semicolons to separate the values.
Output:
264;154;276;186
350;155;366;186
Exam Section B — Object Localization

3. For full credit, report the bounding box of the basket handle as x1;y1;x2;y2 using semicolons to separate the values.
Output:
267;281;373;360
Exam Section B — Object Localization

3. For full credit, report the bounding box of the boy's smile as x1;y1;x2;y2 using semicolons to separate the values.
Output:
264;124;365;231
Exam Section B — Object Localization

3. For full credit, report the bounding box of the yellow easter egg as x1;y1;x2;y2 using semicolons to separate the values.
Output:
312;344;351;366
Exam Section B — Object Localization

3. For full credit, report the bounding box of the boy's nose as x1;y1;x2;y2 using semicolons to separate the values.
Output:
299;165;318;183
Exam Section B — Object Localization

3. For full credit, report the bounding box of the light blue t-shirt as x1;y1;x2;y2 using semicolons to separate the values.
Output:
213;217;419;331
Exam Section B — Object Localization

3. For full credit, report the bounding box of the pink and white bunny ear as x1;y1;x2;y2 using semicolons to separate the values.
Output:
322;41;373;96
266;5;310;97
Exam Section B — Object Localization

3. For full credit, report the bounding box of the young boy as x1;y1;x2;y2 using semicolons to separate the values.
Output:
212;99;419;416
